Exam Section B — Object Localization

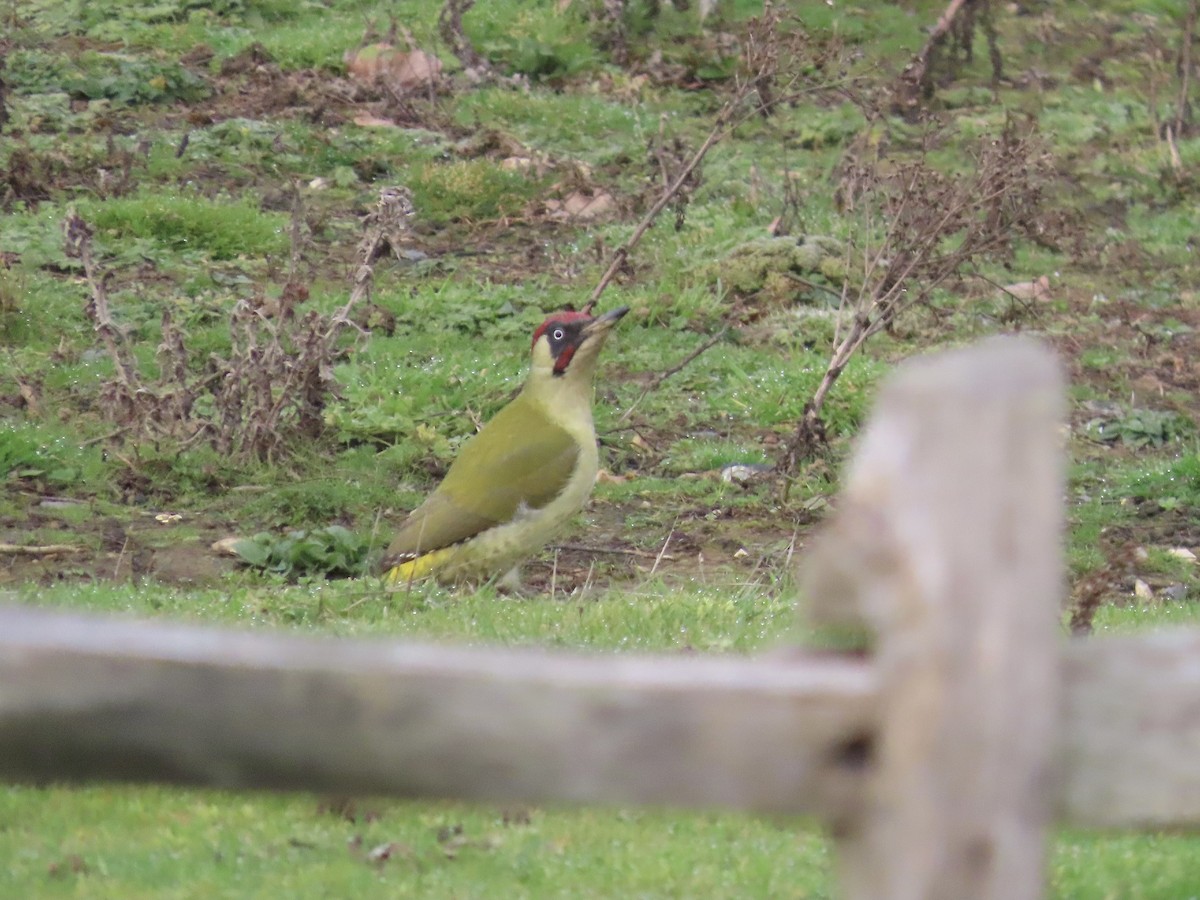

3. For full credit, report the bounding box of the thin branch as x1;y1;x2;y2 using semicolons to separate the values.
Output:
551;544;675;560
64;214;140;404
583;125;725;315
0;543;83;555
648;524;676;578
1177;0;1197;137
782;271;843;300
613;328;728;427
894;0;970;112
780;123;1047;471
80;427;128;448
582;40;856;315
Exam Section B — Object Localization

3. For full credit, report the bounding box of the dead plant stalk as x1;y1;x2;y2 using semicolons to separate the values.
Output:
63;186;410;463
782;125;1049;470
584;6;848;313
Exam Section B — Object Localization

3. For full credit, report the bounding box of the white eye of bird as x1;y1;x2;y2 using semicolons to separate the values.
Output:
552;328;565;341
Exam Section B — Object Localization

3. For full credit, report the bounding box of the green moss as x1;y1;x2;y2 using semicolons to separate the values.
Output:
706;235;845;297
78;192;288;260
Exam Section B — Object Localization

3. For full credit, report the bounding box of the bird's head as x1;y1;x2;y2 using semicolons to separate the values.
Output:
527;306;629;386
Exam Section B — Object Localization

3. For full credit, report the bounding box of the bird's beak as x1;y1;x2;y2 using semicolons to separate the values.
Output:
582;306;630;338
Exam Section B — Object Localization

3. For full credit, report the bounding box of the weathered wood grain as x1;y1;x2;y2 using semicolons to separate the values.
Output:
0;606;876;817
807;337;1065;900
1061;631;1200;828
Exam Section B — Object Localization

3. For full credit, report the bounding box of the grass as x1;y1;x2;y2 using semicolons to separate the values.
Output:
78;192;291;261
2;0;1200;895
5;577;1200;897
0;786;835;899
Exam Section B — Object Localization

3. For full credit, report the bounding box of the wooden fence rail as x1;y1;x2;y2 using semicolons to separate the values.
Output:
1;337;1196;898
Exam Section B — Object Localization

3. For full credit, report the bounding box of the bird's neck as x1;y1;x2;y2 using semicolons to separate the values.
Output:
521;365;598;438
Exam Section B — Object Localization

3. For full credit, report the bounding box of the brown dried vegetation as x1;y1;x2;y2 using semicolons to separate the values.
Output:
780;118;1054;472
63;188;414;463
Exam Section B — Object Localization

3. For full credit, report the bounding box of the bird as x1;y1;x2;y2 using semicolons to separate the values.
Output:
382;305;629;587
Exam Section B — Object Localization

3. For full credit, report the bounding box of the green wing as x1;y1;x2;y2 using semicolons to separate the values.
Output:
385;395;580;560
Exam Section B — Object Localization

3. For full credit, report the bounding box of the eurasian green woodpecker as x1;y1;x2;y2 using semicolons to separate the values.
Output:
383;306;629;586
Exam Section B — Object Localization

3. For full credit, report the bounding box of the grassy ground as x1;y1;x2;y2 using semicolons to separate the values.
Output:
2;0;1200;896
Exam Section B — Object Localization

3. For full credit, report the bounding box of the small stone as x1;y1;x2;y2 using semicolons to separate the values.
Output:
39;499;83;509
1161;583;1188;602
720;463;772;485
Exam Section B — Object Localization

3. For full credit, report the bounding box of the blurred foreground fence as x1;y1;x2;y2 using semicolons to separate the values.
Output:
3;337;1199;899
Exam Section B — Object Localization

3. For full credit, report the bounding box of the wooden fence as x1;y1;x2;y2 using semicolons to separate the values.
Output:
3;336;1198;898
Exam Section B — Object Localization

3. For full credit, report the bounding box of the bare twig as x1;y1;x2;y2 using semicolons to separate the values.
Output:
1178;0;1198;138
80;428;128;448
583;80;845;316
613;328;728;427
64;213;142;423
648;524;676;577
552;544;676;560
783;271;844;300
0;48;10;135
583;125;726;315
1165;124;1185;172
0;543;83;555
894;0;1007;114
779;121;1049;471
287;180;306;284
331;185;413;335
438;0;492;77
63;186;408;463
583;7;845;314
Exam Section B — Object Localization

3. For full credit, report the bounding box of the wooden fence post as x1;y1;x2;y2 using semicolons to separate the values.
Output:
805;337;1064;899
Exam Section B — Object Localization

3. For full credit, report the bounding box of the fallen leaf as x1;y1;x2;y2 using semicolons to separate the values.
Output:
547;190;617;221
1003;275;1052;302
344;43;394;82
1134;578;1152;599
1167;547;1197;563
211;536;244;557
353;114;399;128
389;49;442;89
344;44;443;91
16;378;41;416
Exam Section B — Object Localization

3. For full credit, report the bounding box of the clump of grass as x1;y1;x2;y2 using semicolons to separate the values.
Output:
408;159;547;225
0;422;109;492
1120;452;1200;512
79;192;288;260
0;267;29;340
